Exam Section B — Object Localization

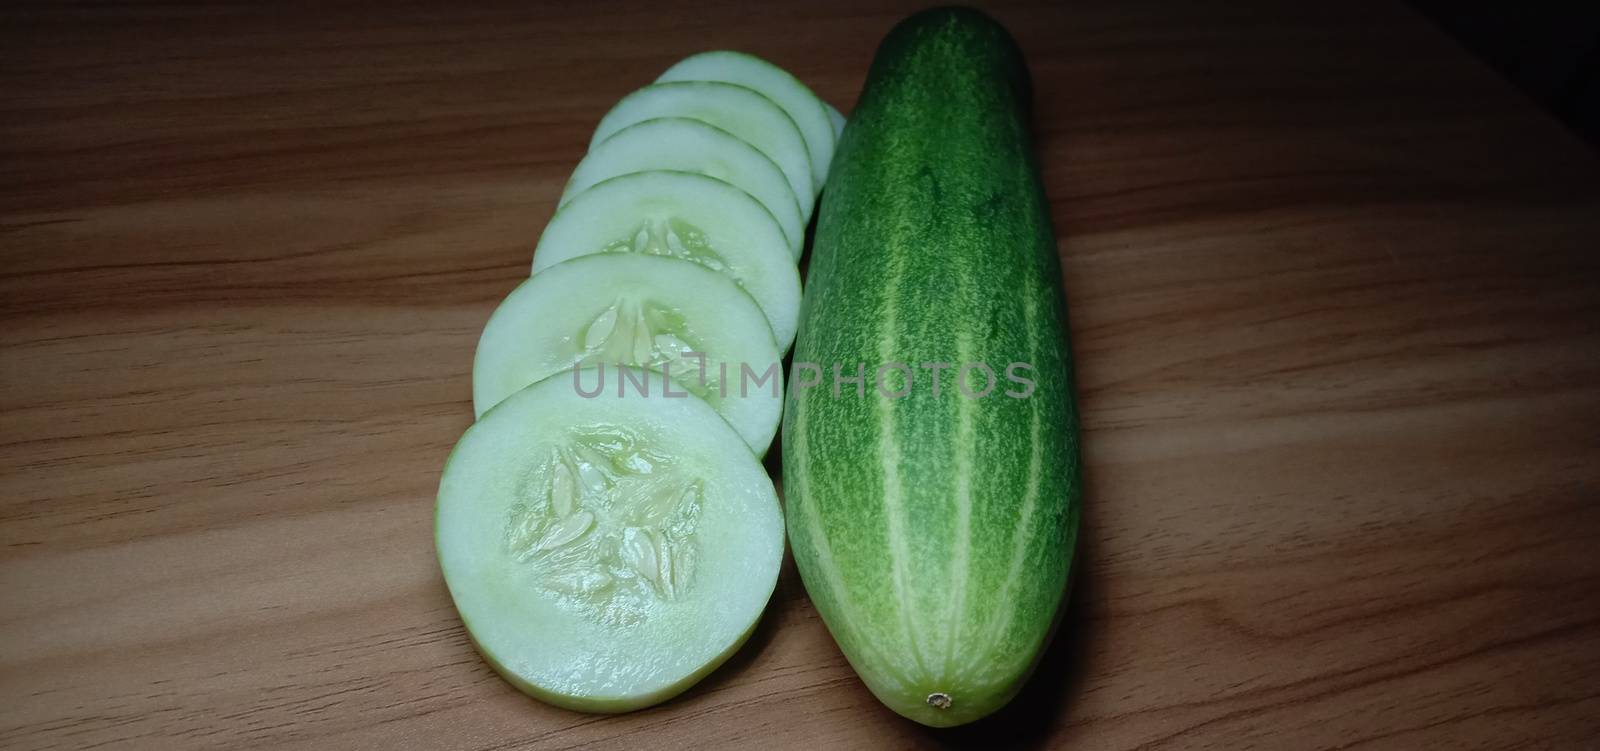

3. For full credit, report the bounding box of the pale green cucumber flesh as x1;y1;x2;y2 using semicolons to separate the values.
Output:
532;170;800;351
826;103;846;139
783;9;1080;728
564;117;805;259
589;81;815;223
657;50;835;194
438;367;785;712
475;253;782;454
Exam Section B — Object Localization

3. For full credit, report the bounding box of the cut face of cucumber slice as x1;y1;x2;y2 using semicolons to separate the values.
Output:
475;253;782;453
437;367;785;712
532;170;800;350
590;81;815;223
658;51;835;194
564;118;805;260
827;102;846;140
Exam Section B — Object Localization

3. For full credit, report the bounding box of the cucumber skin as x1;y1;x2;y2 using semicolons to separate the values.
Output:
782;8;1081;727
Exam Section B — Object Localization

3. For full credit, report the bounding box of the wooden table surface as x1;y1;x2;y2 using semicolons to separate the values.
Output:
4;1;1599;748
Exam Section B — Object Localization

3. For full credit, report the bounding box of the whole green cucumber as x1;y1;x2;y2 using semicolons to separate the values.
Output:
782;8;1081;727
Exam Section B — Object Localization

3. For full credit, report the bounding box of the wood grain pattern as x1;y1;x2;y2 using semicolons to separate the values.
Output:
4;1;1599;748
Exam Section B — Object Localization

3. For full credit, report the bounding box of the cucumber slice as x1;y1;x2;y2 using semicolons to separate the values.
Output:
564;118;805;260
474;253;782;453
590;82;815;222
827;102;846;140
658;51;835;193
437;366;785;712
532;170;800;350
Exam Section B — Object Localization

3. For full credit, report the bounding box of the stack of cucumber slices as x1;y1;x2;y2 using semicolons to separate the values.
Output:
437;51;838;712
